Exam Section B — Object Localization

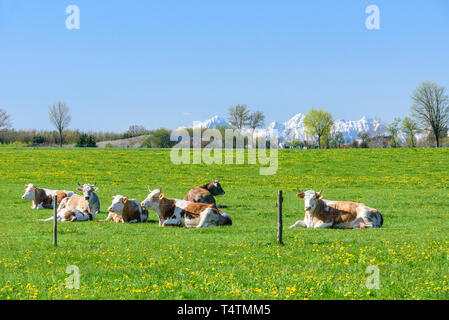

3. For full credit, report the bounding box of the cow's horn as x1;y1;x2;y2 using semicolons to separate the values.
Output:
148;186;152;192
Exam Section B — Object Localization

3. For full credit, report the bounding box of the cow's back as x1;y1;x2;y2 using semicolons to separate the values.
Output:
184;187;216;205
181;201;231;227
325;200;383;228
122;200;146;223
64;195;89;212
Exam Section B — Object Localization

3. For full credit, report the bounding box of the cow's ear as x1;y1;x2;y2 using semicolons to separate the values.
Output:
93;187;99;191
123;197;128;203
33;186;37;190
297;192;305;199
159;193;165;199
24;185;27;189
77;187;83;192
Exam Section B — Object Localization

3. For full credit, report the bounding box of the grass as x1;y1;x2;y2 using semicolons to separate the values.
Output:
0;147;448;300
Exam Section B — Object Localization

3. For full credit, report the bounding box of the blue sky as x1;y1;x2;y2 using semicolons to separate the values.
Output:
0;0;448;131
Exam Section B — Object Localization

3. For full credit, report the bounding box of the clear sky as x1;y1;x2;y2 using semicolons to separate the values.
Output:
1;0;448;131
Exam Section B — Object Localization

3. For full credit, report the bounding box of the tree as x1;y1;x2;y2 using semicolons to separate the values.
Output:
228;104;251;130
32;135;46;145
411;82;449;147
75;133;97;147
0;109;11;130
357;132;370;148
248;111;265;131
49;101;71;147
303;108;334;148
142;128;173;148
387;117;401;148
124;125;147;138
330;132;345;148
402;117;420;147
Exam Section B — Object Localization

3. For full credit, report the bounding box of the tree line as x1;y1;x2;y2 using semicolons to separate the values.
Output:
286;82;449;149
0;81;448;148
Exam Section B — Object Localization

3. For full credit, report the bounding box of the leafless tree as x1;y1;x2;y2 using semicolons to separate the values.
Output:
249;110;265;131
411;82;449;147
228;104;251;130
49;101;71;147
0;109;11;130
127;125;147;137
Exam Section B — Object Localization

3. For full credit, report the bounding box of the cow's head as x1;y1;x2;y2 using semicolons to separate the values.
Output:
77;183;98;200
22;184;37;200
297;189;323;212
208;179;225;196
108;195;128;214
141;187;164;210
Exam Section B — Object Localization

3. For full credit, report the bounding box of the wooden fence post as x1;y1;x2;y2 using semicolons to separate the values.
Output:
276;190;283;245
53;195;58;247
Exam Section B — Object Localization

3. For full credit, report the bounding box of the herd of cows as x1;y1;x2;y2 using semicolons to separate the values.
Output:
21;180;384;229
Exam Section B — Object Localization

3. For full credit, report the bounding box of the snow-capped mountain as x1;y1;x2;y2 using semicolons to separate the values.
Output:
193;116;231;129
332;117;386;142
187;113;388;143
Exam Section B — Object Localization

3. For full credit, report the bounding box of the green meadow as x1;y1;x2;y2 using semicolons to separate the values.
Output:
0;147;448;300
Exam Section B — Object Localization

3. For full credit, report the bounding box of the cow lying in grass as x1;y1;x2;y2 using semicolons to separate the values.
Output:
106;195;149;223
22;184;75;209
289;189;383;229
183;179;225;205
141;188;232;228
40;183;100;222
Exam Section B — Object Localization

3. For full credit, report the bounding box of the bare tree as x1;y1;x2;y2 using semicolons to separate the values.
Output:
126;125;147;138
49;101;71;147
411;82;449;147
248;111;265;131
228;104;251;130
402;117;420;147
0;109;11;130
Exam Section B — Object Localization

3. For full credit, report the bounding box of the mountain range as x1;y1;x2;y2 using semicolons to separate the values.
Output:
188;113;388;143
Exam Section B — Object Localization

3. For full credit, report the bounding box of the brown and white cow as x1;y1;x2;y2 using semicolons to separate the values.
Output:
60;209;93;222
40;184;100;222
106;195;148;223
141;188;232;228
289;189;383;229
183;179;225;205
22;184;75;209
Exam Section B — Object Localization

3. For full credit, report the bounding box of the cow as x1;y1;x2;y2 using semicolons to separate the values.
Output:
106;195;148;223
289;189;383;229
183;179;225;205
141;188;232;228
59;209;93;222
40;183;100;222
22;184;75;209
